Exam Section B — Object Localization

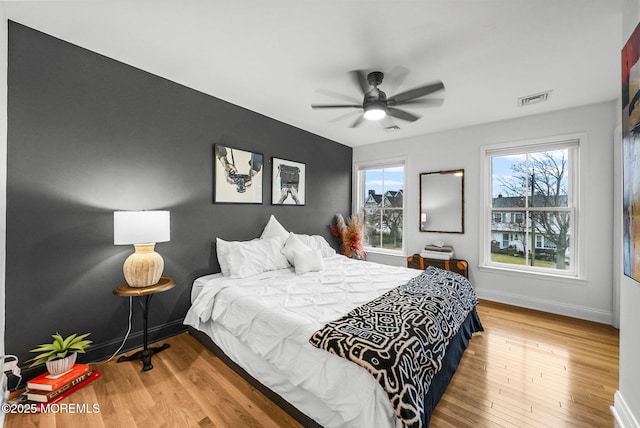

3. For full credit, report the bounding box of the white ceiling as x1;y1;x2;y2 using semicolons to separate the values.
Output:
2;0;625;147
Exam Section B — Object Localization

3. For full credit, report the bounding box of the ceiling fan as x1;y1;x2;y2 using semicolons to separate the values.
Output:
311;70;445;128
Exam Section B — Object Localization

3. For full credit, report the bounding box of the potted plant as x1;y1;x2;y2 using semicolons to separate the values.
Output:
29;333;92;375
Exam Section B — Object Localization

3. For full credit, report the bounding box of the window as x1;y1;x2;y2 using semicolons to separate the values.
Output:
515;212;524;224
355;161;405;254
482;136;581;276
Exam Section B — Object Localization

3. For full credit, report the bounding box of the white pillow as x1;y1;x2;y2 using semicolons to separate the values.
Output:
281;233;312;265
260;215;289;243
293;233;337;257
293;249;324;274
216;238;232;277
226;237;290;279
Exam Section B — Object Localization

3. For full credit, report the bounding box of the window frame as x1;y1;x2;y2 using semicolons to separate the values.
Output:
479;133;585;279
354;157;407;256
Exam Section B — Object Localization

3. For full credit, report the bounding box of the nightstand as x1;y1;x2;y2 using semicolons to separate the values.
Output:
407;254;469;278
113;277;175;371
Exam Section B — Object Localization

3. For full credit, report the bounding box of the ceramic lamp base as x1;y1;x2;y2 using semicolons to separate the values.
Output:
123;243;164;287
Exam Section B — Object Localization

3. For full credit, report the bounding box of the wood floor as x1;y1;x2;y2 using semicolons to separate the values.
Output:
433;301;618;428
5;300;619;428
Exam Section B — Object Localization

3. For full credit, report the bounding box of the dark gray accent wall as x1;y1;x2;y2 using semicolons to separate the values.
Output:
6;22;352;373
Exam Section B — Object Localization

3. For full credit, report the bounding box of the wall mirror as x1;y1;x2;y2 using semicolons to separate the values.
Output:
420;169;464;233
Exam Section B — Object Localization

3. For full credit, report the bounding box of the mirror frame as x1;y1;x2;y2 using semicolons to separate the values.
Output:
419;169;464;233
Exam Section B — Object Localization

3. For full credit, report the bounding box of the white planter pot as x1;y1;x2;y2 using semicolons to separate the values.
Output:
46;352;77;375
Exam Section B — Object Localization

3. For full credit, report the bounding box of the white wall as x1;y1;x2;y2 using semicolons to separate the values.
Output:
0;5;9;419
0;8;8;358
613;1;640;426
354;101;616;324
616;279;640;427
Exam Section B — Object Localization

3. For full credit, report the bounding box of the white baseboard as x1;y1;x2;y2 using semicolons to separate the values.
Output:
612;391;640;428
475;288;613;324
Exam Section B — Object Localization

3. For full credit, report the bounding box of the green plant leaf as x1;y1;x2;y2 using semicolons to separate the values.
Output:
68;340;92;352
68;334;91;349
52;334;65;351
28;332;92;367
73;333;91;342
29;344;57;353
61;333;77;349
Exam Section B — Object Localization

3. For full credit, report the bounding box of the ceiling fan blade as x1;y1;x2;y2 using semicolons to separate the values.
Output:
315;89;361;104
311;104;362;109
349;114;365;128
350;70;371;95
392;98;444;108
386;107;420;122
329;110;362;123
388;81;445;104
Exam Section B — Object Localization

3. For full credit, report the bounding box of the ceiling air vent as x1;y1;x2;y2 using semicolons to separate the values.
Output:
518;90;552;107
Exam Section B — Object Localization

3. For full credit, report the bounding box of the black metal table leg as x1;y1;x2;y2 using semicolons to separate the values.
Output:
117;294;170;371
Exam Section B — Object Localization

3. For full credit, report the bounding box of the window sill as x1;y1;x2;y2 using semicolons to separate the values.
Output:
478;264;587;285
364;248;406;266
365;247;405;257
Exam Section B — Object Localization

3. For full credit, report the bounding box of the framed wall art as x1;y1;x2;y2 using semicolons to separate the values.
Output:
622;22;640;284
272;157;305;205
213;144;263;204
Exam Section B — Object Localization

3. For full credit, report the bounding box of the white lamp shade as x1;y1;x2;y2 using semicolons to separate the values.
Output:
114;211;170;245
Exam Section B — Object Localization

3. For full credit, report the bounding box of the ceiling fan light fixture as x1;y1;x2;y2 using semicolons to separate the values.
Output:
363;104;386;120
311;70;444;129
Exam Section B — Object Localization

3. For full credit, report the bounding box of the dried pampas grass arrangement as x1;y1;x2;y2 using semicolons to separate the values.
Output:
330;212;366;260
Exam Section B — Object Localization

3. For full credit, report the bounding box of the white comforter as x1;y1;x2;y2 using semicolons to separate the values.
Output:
184;255;423;428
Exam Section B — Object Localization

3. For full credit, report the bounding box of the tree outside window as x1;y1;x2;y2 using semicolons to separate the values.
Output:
489;144;576;273
358;164;404;253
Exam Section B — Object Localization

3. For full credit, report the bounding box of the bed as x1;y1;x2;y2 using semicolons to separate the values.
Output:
184;217;482;428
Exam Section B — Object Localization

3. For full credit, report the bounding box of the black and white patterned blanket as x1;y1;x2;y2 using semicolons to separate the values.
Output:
309;267;480;428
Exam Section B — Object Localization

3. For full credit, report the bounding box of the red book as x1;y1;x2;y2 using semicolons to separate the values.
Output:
27;364;90;391
32;370;101;411
27;370;94;402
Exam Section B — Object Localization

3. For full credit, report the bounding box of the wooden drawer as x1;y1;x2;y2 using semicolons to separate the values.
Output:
407;254;468;279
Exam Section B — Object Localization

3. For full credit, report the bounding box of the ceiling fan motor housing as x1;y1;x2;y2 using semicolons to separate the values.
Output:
367;71;384;86
364;89;387;106
364;71;387;110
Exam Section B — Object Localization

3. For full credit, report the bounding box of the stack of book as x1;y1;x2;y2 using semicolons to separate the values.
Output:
420;243;455;260
24;363;100;408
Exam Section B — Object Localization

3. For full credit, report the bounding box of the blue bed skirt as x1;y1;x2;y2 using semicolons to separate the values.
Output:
423;307;484;426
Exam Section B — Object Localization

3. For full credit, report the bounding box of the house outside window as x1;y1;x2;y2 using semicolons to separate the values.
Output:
355;160;405;254
481;135;582;277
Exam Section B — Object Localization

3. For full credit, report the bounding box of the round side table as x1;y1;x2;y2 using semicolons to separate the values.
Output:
113;277;176;371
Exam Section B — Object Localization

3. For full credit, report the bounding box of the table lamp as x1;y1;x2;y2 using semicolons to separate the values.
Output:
114;210;170;287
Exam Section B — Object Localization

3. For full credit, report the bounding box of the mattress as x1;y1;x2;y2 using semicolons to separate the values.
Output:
184;255;478;427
